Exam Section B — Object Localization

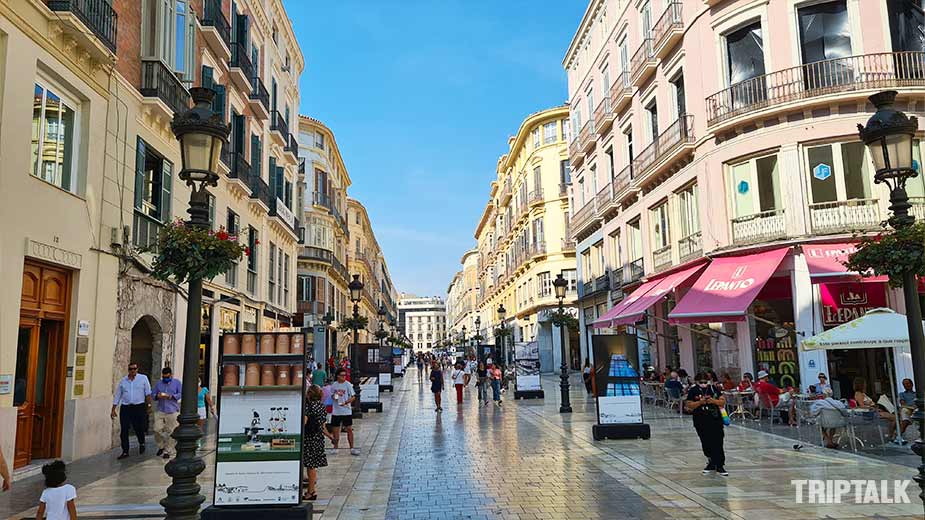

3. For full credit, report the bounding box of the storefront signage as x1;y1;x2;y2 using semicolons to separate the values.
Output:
25;239;82;269
820;282;886;328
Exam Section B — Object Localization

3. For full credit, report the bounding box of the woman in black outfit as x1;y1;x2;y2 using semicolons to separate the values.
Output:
303;384;334;501
686;372;728;476
430;360;444;412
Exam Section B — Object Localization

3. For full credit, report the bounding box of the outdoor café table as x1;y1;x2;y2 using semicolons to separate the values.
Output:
723;390;755;420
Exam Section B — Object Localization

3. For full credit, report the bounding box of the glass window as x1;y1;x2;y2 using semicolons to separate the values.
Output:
532;128;540;148
31;83;77;192
726;21;766;107
651;202;670;248
543;122;557;144
678;185;700;238
841;141;872;200
808;145;837;203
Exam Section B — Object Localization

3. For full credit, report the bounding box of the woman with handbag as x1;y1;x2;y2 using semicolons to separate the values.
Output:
686;372;728;476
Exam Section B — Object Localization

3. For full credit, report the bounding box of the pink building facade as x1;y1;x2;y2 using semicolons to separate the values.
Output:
564;0;923;397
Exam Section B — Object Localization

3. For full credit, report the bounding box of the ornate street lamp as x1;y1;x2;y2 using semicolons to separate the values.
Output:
554;273;572;413
858;90;924;506
161;87;228;519
474;315;481;358
460;325;467;359
496;304;507;367
348;274;364;418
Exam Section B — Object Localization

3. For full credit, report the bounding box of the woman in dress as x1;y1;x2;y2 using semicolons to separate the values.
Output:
430;360;444;412
303;384;334;501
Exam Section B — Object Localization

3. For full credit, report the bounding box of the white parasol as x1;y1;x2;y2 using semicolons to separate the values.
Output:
801;308;921;443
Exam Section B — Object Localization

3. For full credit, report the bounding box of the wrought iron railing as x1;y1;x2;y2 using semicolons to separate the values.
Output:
652;1;683;51
653;245;672;271
631;38;655;80
578;118;596;150
612;164;632;199
313;191;332;209
271;110;289;138
610;268;624;290
249;175;272;208
706;52;925;126
229;151;252;186
198;0;229;49
627;258;645;284
571;201;596;232
249;76;270;114
595;183;611;209
808;198;881;235
594;273;610;292
230;41;253;80
610;71;632;105
301;246;334;263
631;115;694;180
140;60;190;115
287;133;299;155
559;183;569;197
593;95;613;131
48;0;118;52
528;187;544;205
678;231;702;262
731;208;787;245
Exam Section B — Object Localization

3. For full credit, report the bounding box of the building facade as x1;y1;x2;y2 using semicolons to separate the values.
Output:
399;294;447;352
460;106;579;372
0;0;303;470
296;116;351;355
565;0;921;396
446;250;479;337
346;198;397;346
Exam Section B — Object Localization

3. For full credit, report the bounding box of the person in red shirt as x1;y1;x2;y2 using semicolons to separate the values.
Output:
755;370;796;425
737;373;754;392
721;373;736;391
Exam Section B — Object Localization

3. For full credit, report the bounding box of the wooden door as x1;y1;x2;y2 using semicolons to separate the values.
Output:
15;261;71;468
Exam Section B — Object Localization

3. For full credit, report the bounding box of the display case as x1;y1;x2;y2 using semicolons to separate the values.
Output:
591;334;650;441
210;331;308;510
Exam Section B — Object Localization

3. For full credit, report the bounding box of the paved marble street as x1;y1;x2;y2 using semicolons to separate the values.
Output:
1;369;923;519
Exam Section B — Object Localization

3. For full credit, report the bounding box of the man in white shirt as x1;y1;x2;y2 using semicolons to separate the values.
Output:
111;363;152;459
329;368;359;456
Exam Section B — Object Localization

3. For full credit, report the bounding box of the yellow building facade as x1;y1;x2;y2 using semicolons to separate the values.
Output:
470;106;580;371
347;198;397;347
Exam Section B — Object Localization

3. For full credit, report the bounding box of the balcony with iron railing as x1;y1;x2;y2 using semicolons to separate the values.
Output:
731;208;787;246
528;187;544;206
631;114;694;186
270;111;289;146
652;245;673;272
248;76;270;120
610;71;633;113
705;51;925;129
594;95;614;134
911;197;925;221
571;200;597;235
808;198;881;235
332;256;349;281
652;1;683;59
631;37;656;86
300;245;334;264
229;41;254;92
313;191;332;210
139;60;190;119
284;133;299;162
678;231;702;263
331;205;349;236
626;258;645;285
228;151;253;192
248;175;272;211
595;183;611;212
578;118;596;153
611;164;633;203
559;183;569;197
569;136;585;166
198;0;230;59
594;273;610;292
581;280;593;298
499;178;512;204
561;237;576;251
609;267;624;291
48;0;118;54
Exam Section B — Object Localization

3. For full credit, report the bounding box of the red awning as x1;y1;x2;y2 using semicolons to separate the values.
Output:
591;279;658;329
668;248;790;324
803;242;886;283
611;262;707;326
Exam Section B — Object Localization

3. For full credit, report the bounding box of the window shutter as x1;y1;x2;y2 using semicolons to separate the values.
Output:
201;66;213;89
276;166;285;201
212;85;225;121
208;194;216;230
268;156;277;192
134;138;146;210
251;135;261;178
161;159;173;222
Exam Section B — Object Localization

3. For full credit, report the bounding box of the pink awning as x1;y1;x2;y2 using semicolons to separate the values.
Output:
592;279;659;328
668;248;790;324
803;242;886;283
611;262;708;326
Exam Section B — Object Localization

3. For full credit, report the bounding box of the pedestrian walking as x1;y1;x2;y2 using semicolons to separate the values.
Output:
36;460;76;520
582;359;593;395
452;362;466;405
476;361;488;404
311;362;327;387
197;379;216;431
430;360;444;412
0;445;10;491
152;367;181;459
302;385;334;501
686;372;728;476
463;358;472;386
489;363;503;406
329;368;360;456
416;356;424;383
111;362;152;459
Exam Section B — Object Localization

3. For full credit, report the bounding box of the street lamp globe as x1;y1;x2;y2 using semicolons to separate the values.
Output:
858;90;918;187
497;304;506;322
349;274;363;302
171;87;228;187
553;273;568;301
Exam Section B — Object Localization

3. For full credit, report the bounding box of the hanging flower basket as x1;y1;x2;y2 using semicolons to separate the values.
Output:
374;329;389;340
338;315;369;332
844;222;925;288
147;220;248;285
548;309;579;331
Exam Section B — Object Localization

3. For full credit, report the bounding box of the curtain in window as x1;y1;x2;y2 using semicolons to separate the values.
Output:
727;22;766;108
799;1;852;88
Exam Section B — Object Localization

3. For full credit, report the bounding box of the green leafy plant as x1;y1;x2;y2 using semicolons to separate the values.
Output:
844;222;925;288
147;220;247;284
548;309;579;331
374;329;389;340
338;315;369;332
471;334;485;343
495;327;512;338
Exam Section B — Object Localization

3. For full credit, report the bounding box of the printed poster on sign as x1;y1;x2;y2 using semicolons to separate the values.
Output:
379;373;391;386
214;460;300;505
360;382;379;403
597;395;643;424
514;342;541;392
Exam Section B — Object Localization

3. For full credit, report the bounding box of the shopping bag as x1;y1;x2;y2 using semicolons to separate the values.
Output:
721;407;731;426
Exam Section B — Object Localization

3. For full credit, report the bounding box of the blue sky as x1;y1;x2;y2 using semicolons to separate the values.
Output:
284;0;584;297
